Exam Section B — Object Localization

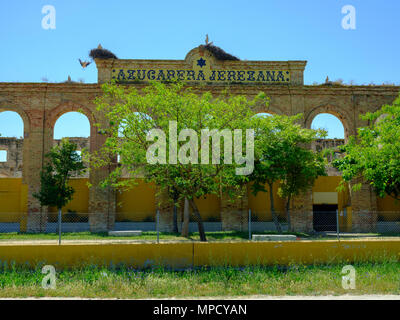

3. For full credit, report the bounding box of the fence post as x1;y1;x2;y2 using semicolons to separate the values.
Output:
156;209;160;244
248;209;251;240
336;209;340;241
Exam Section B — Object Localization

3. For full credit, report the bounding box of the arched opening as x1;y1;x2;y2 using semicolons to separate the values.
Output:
251;112;274;140
54;111;90;139
253;112;273;118
117;112;153;165
0;111;24;178
311;113;345;158
0;111;25;225
115;112;160;223
53;111;90;176
311;113;345;140
54;111;90;162
118;112;153;138
310;113;349;232
50;112;91;226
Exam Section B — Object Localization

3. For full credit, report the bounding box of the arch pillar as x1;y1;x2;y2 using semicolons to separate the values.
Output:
349;177;378;232
220;186;248;231
289;188;313;232
25;111;53;233
88;130;116;232
155;188;174;232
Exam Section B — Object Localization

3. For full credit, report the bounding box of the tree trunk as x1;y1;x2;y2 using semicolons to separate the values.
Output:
58;207;62;245
268;182;282;233
173;202;178;233
181;197;190;237
286;195;292;232
189;199;207;242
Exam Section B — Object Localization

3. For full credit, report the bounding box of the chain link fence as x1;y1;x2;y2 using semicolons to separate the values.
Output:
0;211;399;241
245;210;400;239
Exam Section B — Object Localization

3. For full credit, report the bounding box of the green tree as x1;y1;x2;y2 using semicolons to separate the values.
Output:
34;139;86;240
334;95;400;200
91;81;267;241
250;114;326;232
277;130;326;231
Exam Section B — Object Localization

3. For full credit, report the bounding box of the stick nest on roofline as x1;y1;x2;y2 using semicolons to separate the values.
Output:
89;48;118;60
199;44;240;61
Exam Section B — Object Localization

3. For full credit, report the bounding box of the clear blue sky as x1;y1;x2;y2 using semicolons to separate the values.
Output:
0;0;399;140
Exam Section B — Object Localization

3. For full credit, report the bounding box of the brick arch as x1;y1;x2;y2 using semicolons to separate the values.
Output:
0;104;30;183
47;101;97;139
0;103;31;138
253;102;285;115
304;104;355;140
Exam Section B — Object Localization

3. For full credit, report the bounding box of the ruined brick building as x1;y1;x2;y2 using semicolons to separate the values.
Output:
0;45;399;233
0;137;89;178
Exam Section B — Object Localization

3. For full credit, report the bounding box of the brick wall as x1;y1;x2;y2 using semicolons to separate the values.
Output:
0;45;399;233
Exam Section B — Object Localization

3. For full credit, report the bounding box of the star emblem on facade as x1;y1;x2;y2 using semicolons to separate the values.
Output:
197;58;206;68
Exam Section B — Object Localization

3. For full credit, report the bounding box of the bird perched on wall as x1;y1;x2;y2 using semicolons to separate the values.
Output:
79;59;91;69
205;34;213;46
325;76;333;85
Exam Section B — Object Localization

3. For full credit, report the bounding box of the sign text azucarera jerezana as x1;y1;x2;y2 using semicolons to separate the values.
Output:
112;68;290;83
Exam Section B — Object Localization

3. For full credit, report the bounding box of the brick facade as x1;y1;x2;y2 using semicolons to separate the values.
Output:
350;177;378;232
220;187;248;232
0;46;398;232
0;137;89;178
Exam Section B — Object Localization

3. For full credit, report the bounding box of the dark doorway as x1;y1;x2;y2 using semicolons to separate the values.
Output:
313;204;338;232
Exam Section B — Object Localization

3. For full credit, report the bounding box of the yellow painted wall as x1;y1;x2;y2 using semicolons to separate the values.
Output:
49;178;89;220
248;182;285;221
0;243;193;269
247;177;350;222
193;240;400;266
312;176;351;230
311;176;400;228
0;240;398;269
377;196;400;221
344;207;352;231
194;194;221;221
0;178;27;222
1;176;399;226
312;176;349;210
19;183;28;231
116;180;221;222
116;179;156;221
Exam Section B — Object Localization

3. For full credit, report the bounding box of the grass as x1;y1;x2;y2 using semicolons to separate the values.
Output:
0;231;398;242
0;231;302;242
0;261;399;298
0;231;186;242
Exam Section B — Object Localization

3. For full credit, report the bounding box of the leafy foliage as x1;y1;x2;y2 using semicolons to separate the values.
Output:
250;114;327;231
333;95;400;200
34;139;86;209
91;81;268;241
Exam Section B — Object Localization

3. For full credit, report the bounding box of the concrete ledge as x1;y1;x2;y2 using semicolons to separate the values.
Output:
252;234;297;241
0;240;398;269
108;230;142;237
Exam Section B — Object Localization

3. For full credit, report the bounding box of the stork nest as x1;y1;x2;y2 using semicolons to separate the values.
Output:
89;48;118;60
199;44;239;61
